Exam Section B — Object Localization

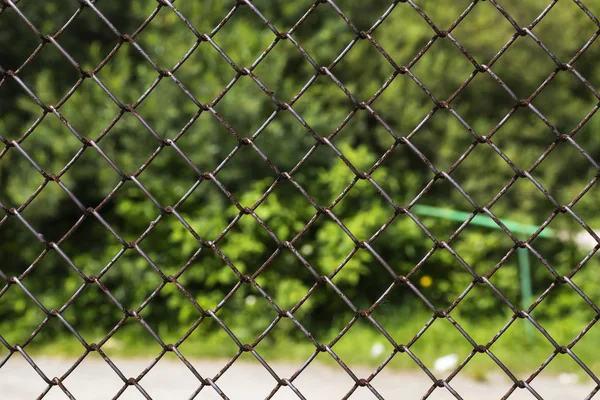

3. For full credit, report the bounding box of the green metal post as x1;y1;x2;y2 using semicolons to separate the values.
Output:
412;204;541;341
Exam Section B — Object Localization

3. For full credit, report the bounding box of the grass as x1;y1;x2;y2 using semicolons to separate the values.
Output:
10;311;600;384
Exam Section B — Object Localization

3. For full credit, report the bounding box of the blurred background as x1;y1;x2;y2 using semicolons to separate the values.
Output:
2;0;600;385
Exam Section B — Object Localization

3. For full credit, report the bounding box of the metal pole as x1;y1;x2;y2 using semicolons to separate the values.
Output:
413;205;543;340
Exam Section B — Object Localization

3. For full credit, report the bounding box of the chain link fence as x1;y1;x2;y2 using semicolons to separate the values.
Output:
1;0;600;398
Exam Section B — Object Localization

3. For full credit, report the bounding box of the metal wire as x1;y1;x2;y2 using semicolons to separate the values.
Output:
1;0;600;399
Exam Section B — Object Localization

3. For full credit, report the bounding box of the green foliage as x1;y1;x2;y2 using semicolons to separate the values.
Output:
1;0;600;357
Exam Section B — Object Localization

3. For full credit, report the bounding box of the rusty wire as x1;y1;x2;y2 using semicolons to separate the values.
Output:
1;0;600;399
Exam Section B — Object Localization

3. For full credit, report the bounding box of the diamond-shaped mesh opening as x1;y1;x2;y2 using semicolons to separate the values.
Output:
19;315;86;365
136;220;199;279
100;317;164;360
369;362;444;399
409;37;477;102
290;351;360;398
169;42;238;106
0;352;50;397
254;252;316;310
451;225;516;275
490;107;557;169
176;316;240;362
55;75;122;137
487;248;555;310
329;111;396;168
445;352;518;396
86;1;150;36
212;76;277;138
15;0;78;41
0;80;40;142
330;249;394;309
289;2;356;68
178;252;240;312
98;249;164;312
59;282;125;342
61;351;127;399
133;149;198;208
91;179;162;243
574;38;600;90
489;317;562;380
413;179;480;231
327;317;395;370
50;6;125;71
409;317;474;373
495;0;560;28
132;78;199;136
139;350;202;399
17;115;83;175
0;6;42;70
330;179;396;239
242;0;316;33
489;175;558;224
531;355;599;398
331;38;396;103
208;351;280;398
11;40;81;107
368;3;434;66
170;110;239;172
0;222;48;280
16;182;80;242
290;145;356;207
215;153;277;207
3;1;600;398
0;150;47;210
333;1;396;32
0;285;48;344
410;248;476;311
14;249;83;311
93;114;161;175
570;173;600;223
449;144;518;207
531;283;598;343
253;116;316;174
251;38;317;103
409;109;478;172
291;282;358;345
450;70;518;136
449;1;518;65
210;285;279;346
488;35;558;100
211;5;278;69
291;215;357;276
133;8;198;70
531;1;600;62
93;43;160;106
289;73;357;137
215;215;281;275
411;0;474;32
568;320;600;378
533;70;599;133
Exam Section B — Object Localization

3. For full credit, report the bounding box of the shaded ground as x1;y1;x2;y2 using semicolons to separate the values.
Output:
0;356;594;399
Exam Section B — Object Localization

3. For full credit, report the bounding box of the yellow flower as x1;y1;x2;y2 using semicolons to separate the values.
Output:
420;275;433;288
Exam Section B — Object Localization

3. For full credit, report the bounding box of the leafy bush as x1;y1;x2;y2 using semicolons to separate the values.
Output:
1;1;600;349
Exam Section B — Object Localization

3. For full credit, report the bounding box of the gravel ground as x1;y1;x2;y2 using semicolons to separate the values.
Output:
0;356;594;399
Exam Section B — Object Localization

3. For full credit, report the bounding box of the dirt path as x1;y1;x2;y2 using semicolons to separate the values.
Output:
0;356;594;399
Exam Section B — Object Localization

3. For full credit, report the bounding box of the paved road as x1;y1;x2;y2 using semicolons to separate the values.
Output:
0;356;593;399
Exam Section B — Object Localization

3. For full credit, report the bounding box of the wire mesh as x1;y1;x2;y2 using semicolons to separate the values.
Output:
1;0;600;399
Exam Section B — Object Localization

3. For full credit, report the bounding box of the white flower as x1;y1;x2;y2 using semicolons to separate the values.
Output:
370;342;385;358
245;295;257;306
433;354;458;373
